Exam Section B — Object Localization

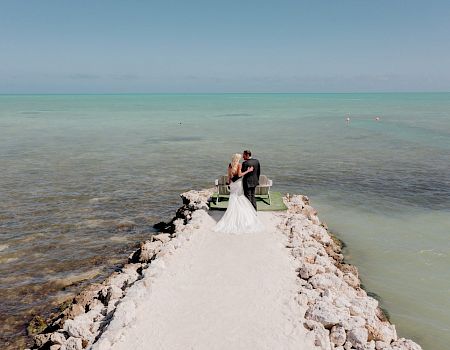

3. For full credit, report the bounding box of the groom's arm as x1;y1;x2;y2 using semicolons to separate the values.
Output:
256;160;261;179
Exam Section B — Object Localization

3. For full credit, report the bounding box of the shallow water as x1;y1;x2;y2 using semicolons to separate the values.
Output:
0;93;449;349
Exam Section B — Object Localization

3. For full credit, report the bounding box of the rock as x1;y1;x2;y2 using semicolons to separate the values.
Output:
375;341;390;350
309;273;344;292
286;236;302;248
289;194;308;206
173;218;186;232
375;306;390;322
363;341;376;350
102;285;123;304
311;225;332;245
292;246;318;262
304;320;331;350
109;284;124;299
340;316;366;330
50;345;62;350
339;263;359;277
50;332;67;345
63;318;93;339
343;272;360;288
305;300;349;328
366;316;397;343
120;264;141;285
63;303;85;319
72;284;103;309
314;255;338;273
61;337;82;350
299;286;321;304
302;204;318;219
33;333;51;347
330;325;346;346
152;233;171;243
355;288;367;298
139;241;162;262
347;327;369;349
390;338;422;350
349;296;378;317
296;292;309;306
105;271;134;291
298;262;325;279
325;244;344;262
180;189;214;210
334;295;351;309
344;342;353;350
129;240;162;263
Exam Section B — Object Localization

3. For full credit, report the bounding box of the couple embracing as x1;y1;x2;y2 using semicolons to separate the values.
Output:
213;150;265;234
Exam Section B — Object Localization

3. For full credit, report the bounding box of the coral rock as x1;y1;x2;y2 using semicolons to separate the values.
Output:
152;233;171;243
50;332;67;345
390;338;422;350
347;327;369;349
129;240;163;263
305;300;349;328
63;318;93;340
330;325;347;346
61;337;82;350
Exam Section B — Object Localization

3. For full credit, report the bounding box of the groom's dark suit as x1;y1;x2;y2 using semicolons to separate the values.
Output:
242;158;260;210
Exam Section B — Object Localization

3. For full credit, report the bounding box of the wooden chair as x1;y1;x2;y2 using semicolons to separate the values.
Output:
256;175;273;205
214;175;230;203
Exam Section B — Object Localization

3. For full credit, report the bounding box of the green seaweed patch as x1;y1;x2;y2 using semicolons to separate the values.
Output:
27;315;47;336
57;299;73;313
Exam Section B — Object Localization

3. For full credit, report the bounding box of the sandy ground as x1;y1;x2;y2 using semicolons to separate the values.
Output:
96;211;317;350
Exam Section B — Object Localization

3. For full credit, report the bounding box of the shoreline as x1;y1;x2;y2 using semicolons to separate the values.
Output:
27;189;422;350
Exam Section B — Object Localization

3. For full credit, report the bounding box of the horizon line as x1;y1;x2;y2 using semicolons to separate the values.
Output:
1;91;449;96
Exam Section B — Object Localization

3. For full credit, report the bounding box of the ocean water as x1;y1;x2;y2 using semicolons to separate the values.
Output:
0;93;449;349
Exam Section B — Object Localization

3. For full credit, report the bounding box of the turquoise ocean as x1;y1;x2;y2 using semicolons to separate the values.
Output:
0;93;449;349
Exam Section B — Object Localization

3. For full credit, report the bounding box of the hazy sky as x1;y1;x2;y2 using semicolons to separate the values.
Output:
1;0;450;93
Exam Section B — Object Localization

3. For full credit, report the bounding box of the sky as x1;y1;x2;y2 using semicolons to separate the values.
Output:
1;0;450;93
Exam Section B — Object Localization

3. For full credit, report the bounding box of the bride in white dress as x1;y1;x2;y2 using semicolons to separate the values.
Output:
213;153;265;234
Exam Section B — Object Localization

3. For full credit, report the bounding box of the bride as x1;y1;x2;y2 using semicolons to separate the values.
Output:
213;153;265;234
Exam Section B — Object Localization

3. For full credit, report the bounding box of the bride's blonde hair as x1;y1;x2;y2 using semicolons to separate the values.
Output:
230;153;241;174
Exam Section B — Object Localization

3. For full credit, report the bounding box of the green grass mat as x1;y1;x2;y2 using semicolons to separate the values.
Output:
209;191;287;211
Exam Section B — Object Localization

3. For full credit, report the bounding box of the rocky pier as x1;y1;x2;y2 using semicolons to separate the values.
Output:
28;189;422;350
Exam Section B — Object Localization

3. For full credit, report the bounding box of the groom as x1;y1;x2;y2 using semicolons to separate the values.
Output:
241;150;261;210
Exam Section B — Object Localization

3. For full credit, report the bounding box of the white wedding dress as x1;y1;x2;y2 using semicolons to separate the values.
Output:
213;177;265;234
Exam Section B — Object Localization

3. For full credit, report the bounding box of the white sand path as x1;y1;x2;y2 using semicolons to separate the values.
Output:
96;211;317;350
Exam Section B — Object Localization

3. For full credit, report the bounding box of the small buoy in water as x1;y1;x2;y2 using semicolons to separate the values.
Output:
375;116;380;121
345;117;350;124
